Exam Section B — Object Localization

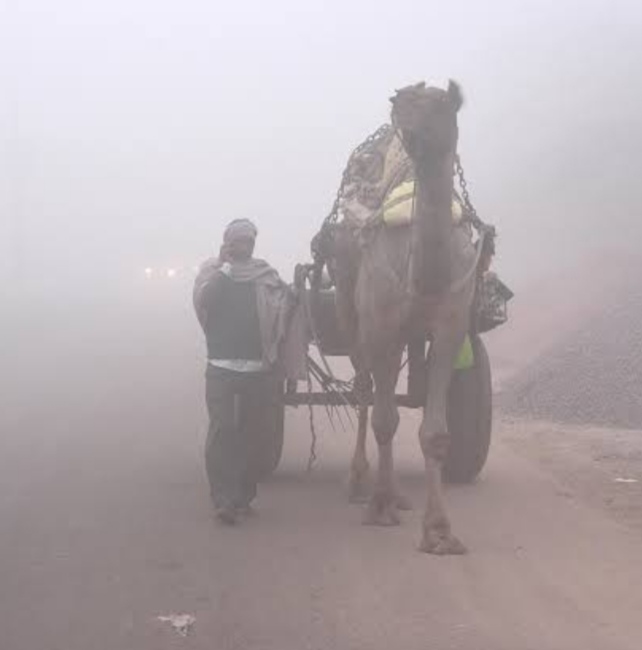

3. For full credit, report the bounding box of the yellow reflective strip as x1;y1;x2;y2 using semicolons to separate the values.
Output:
383;191;414;212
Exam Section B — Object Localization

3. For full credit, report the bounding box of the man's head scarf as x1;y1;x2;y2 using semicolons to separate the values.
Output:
223;219;258;244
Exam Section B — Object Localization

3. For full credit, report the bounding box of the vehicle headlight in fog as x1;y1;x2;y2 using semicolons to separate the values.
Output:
144;267;153;278
166;268;177;278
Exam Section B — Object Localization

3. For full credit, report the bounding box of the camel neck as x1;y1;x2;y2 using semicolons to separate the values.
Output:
411;159;455;296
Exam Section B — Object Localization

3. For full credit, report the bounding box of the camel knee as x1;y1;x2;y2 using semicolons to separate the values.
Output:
354;372;373;398
420;430;450;463
372;401;399;445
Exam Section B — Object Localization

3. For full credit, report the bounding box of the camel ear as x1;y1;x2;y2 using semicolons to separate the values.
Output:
447;80;464;112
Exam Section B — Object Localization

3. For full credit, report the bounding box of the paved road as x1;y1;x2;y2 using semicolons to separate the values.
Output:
2;292;642;650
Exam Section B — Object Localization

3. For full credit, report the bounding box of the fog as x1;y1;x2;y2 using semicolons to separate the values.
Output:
1;0;641;298
4;3;642;647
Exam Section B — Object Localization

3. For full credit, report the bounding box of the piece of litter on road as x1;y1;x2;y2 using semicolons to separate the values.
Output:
157;613;196;637
614;477;638;484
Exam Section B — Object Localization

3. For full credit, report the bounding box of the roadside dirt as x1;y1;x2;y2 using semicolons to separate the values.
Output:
499;417;642;534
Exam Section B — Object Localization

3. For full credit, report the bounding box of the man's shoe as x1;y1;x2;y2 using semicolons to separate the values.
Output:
215;504;238;526
236;503;256;518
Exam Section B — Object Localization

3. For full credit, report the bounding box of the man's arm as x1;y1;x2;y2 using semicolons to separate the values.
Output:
193;259;225;329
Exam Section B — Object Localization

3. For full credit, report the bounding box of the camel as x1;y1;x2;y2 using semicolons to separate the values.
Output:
317;81;480;554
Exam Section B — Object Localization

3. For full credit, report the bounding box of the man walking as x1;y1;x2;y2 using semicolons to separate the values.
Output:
193;219;292;524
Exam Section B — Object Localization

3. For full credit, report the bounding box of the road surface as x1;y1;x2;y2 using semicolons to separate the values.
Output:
2;290;641;650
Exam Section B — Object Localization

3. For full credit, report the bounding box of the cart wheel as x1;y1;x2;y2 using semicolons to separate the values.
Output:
256;381;285;481
443;334;492;484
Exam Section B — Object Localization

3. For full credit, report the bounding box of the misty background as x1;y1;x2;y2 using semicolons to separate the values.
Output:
2;8;642;644
1;0;641;301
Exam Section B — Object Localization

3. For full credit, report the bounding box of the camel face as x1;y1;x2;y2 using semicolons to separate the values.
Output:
390;81;463;162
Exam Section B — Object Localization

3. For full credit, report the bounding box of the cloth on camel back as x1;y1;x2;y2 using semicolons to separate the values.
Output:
329;124;512;336
338;125;465;229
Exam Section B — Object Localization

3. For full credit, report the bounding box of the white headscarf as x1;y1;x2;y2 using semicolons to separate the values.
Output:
223;219;258;244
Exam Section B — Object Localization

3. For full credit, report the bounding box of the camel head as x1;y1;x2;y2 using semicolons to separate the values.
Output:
390;80;463;166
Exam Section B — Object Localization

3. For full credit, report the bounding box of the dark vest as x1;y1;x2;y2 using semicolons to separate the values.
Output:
203;275;262;361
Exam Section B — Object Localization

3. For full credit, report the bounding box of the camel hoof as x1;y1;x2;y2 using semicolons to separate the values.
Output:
348;468;372;504
394;492;413;511
349;490;370;505
363;493;401;526
419;530;467;556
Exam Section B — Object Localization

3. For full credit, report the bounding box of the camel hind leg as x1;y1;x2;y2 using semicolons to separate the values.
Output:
363;348;405;526
348;362;413;510
348;359;372;504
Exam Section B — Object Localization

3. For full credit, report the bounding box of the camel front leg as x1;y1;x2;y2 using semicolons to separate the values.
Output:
418;326;467;555
363;349;404;526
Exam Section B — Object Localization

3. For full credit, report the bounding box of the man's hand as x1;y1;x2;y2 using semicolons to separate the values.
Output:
219;243;231;263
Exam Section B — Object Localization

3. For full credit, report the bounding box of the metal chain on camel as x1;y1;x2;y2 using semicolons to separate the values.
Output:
323;124;392;228
325;127;483;232
455;154;488;233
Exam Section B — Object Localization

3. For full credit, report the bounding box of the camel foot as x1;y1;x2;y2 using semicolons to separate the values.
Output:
363;492;401;526
348;465;372;504
394;492;413;511
419;527;467;555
